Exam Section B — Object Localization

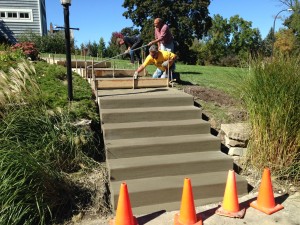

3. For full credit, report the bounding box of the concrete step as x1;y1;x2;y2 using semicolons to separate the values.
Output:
108;151;233;181
106;134;220;159
99;92;194;109
103;119;211;140
101;106;202;124
110;172;249;215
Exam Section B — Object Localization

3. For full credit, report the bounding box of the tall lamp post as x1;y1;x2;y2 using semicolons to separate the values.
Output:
60;0;73;101
272;8;292;57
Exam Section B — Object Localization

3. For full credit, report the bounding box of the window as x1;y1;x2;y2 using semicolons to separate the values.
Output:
0;8;33;22
20;12;30;19
7;12;17;18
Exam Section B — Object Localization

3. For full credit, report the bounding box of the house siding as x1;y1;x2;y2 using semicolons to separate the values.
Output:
0;0;47;43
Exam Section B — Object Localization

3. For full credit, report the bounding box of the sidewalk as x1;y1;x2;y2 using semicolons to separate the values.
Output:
78;191;300;225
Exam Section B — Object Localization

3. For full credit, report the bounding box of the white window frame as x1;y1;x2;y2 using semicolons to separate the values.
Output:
0;8;33;22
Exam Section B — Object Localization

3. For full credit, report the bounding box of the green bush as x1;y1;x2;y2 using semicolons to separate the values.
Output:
0;48;24;62
18;31;71;54
11;42;39;60
241;56;300;181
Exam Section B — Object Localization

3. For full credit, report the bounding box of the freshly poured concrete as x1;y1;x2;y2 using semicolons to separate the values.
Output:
98;87;248;214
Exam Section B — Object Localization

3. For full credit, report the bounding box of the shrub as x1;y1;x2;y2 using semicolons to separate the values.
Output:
11;42;39;60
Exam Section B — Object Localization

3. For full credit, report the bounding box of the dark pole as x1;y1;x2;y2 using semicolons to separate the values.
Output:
63;4;73;101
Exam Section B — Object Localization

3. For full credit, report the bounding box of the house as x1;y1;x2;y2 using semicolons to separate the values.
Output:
0;0;47;44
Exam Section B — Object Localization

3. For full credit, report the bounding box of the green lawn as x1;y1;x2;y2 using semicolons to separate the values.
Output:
175;64;248;97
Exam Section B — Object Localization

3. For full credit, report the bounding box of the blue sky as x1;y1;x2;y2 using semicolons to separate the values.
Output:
46;0;292;47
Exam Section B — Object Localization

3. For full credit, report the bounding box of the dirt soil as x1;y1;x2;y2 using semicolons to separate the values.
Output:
67;86;300;225
183;86;238;107
182;85;248;131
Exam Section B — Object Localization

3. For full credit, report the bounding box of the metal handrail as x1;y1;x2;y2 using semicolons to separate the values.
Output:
87;44;148;69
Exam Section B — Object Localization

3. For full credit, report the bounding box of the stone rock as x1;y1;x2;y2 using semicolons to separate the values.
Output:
228;147;247;156
225;136;247;147
221;123;251;141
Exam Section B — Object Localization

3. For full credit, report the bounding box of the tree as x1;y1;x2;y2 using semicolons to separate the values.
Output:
98;37;106;58
202;14;262;65
228;15;262;59
280;1;299;33
106;32;123;58
276;0;300;55
204;14;231;64
120;27;140;37
274;28;297;55
86;41;98;57
262;28;274;57
122;0;212;63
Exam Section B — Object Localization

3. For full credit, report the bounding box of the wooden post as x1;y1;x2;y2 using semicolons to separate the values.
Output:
75;54;78;70
91;58;98;102
113;61;115;78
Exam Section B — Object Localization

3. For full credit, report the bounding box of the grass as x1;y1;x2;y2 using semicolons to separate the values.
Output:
175;64;248;97
0;147;74;225
173;64;248;127
240;56;300;181
0;59;103;224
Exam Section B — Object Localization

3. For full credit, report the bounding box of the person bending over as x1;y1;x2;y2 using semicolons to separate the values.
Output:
118;35;143;64
134;45;177;79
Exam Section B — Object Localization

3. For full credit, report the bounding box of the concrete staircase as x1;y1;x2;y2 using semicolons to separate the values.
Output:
51;59;248;215
98;88;248;215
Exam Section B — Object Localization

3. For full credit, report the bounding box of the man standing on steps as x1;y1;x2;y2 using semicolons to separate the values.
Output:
118;35;143;64
134;45;177;79
148;18;174;52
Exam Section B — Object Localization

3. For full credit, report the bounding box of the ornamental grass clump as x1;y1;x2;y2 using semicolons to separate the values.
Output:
242;56;300;181
0;105;99;224
0;60;40;117
0;148;73;225
0;60;101;224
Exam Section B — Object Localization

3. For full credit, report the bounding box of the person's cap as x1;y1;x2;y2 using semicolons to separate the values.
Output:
149;45;158;52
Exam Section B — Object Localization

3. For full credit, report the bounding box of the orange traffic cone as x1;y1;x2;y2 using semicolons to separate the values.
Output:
215;170;246;218
174;178;203;225
110;182;139;225
250;168;284;215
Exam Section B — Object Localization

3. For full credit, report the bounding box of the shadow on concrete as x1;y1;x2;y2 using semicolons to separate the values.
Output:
137;210;166;224
200;195;256;221
200;205;219;221
274;193;289;204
